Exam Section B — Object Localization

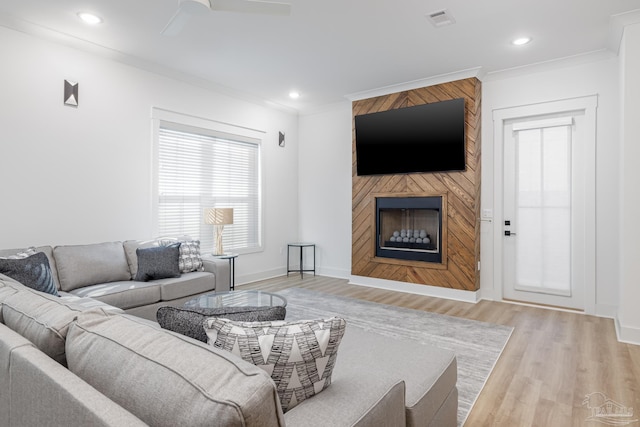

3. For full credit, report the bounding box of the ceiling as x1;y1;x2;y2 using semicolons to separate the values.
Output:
1;0;639;113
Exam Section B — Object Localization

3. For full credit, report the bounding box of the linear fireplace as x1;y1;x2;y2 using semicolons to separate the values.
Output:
376;196;443;263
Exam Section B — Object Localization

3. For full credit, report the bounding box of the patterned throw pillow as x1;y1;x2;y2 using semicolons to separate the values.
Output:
0;251;60;296
0;246;38;259
205;317;346;412
159;239;204;273
134;243;181;282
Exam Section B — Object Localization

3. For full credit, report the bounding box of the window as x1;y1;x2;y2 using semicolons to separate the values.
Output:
153;111;263;254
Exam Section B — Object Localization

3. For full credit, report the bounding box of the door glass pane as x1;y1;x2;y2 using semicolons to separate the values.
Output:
515;126;571;295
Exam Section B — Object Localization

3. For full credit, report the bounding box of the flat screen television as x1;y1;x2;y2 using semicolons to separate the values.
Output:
354;98;466;176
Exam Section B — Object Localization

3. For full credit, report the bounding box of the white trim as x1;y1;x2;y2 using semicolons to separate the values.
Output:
608;9;640;54
615;317;640;346
151;107;266;140
512;116;573;131
492;95;598;315
349;275;481;303
345;67;483;102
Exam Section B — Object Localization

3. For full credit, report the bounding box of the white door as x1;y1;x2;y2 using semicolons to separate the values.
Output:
502;109;592;310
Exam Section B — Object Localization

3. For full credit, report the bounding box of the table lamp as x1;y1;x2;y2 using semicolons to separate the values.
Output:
204;207;233;256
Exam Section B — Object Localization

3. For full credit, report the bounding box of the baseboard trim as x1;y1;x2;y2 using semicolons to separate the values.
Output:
349;275;481;303
615;316;640;345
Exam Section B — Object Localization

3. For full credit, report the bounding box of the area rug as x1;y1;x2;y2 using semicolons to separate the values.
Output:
278;288;513;427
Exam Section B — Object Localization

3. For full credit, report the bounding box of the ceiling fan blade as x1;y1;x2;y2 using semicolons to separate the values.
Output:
211;0;291;16
161;8;192;36
161;0;211;36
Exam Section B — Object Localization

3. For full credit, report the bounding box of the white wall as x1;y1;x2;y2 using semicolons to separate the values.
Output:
0;26;299;284
298;103;353;278
617;22;640;343
480;55;621;316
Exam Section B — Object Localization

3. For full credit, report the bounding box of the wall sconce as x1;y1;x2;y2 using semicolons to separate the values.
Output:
64;80;78;107
204;207;234;255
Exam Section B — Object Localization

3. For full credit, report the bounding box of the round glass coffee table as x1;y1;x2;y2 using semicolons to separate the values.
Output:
183;290;287;310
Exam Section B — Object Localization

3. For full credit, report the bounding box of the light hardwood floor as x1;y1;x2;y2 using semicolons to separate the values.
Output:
242;275;640;427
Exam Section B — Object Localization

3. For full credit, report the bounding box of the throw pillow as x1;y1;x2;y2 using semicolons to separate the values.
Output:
0;252;59;296
159;239;204;273
0;246;38;259
205;316;346;412
156;305;287;343
134;243;181;282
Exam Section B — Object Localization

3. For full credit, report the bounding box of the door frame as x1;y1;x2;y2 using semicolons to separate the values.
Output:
492;96;597;314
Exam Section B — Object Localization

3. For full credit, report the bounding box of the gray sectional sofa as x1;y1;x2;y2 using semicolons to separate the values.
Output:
0;239;230;320
0;245;458;426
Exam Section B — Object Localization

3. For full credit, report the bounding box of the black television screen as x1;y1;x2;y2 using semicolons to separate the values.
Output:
354;98;466;175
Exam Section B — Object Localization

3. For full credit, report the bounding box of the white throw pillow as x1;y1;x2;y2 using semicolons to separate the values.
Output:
159;238;204;273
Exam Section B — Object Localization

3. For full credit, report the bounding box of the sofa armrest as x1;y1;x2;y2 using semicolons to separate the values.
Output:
202;257;230;292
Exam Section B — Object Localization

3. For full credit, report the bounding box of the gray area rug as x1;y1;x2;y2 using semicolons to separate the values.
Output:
278;288;513;427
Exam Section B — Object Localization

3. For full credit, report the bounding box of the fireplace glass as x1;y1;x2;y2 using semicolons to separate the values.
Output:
376;197;442;263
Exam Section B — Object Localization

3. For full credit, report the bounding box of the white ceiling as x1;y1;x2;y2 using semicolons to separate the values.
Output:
1;0;639;113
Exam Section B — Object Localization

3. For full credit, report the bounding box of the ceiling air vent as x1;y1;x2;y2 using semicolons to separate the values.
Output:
426;9;455;27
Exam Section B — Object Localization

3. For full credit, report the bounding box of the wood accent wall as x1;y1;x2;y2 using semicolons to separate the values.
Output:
351;78;481;291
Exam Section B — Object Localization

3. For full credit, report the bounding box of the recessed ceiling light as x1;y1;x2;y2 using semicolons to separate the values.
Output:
78;12;103;25
512;37;532;46
289;91;300;99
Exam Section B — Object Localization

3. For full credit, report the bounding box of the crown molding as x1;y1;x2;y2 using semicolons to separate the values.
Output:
345;67;484;102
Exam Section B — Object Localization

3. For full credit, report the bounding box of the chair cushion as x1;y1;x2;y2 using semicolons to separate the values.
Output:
205;317;346;412
54;242;131;291
156;305;287;342
66;309;285;427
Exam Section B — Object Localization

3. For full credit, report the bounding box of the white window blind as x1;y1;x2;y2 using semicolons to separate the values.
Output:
157;124;261;254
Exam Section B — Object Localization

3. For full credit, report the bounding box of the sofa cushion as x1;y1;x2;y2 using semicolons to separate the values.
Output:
123;239;160;278
160;238;205;273
157;305;287;342
205;317;346;412
0;252;59;296
332;325;458;427
283;365;407;427
0;322;148;427
1;283;97;365
69;281;161;310
0;280;19;324
134;243;181;282
54;242;131;292
66;309;285;427
155;271;215;301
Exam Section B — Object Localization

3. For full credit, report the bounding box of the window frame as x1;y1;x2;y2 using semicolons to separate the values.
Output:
151;108;265;255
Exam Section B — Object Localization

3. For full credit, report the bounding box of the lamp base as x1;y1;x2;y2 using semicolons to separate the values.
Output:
213;225;225;256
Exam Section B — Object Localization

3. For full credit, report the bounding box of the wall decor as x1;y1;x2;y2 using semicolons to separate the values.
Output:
64;80;78;107
278;131;285;147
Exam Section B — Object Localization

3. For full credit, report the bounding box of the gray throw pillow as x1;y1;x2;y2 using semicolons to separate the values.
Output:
134;243;181;282
0;252;59;296
156;305;287;343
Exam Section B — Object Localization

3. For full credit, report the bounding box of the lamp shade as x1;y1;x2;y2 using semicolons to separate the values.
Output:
204;208;234;225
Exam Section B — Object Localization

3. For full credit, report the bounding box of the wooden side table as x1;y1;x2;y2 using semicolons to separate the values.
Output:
287;243;315;278
212;253;238;291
